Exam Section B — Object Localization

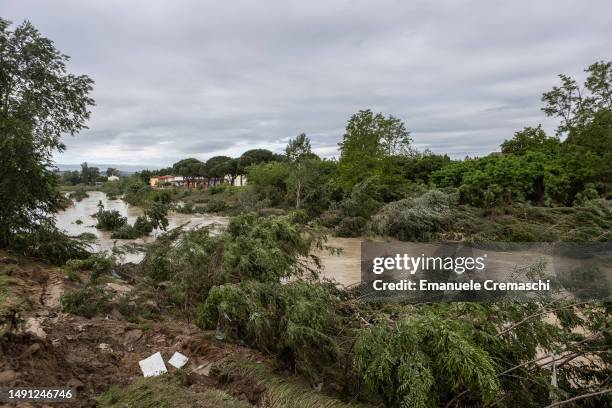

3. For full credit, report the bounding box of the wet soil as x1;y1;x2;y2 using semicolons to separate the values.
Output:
0;259;265;407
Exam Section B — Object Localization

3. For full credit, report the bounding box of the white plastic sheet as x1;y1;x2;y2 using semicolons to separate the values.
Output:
168;351;189;369
138;352;167;377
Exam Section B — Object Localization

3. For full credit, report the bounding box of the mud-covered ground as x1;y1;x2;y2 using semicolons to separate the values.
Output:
0;254;320;407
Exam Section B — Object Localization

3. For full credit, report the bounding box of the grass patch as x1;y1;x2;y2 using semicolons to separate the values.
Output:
215;358;371;408
97;374;251;408
60;285;111;318
0;273;27;316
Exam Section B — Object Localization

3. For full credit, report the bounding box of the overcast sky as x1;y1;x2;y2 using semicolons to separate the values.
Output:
3;0;611;168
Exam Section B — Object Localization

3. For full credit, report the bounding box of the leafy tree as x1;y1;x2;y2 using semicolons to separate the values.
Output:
285;133;318;209
145;201;169;231
122;175;151;206
565;108;612;153
80;162;100;184
94;201;127;230
0;19;94;246
432;153;548;207
173;157;205;187
204;156;235;185
247;161;290;205
286;133;317;162
501;125;560;155
294;159;339;216
136;169;155;185
237;148;280;185
60;170;82;185
353;314;500;407
396;150;452;184
238;148;276;169
542;60;611;135
106;167;120;177
338;110;411;191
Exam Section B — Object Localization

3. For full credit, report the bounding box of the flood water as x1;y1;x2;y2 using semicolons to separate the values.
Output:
56;193;583;289
55;192;229;263
55;192;364;285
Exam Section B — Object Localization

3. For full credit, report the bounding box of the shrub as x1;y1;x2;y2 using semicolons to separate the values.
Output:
145;202;169;231
353;314;500;407
134;215;154;235
64;252;114;280
175;202;194;214
205;199;226;213
110;225;140;239
60;285;111;318
151;189;173;204
208;185;226;194
11;222;90;265
140;213;328;314
94;201;127;230
68;187;89;202
122;177;151;206
370;189;457;241
197;280;342;383
223;213;327;282
102;180;122;198
335;216;368;237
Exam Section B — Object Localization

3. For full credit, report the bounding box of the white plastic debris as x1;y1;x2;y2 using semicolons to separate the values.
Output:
139;352;167;377
168;351;189;369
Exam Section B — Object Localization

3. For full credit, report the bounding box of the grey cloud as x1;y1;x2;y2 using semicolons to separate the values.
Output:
2;0;611;168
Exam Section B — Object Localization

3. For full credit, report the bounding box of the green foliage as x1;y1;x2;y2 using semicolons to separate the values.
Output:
207;185;226;195
337;109;412;191
205;155;237;183
110;224;140;239
353;314;500;407
370;189;457;241
140;213;327;316
396;150;452;184
223;213;326;282
542;61;612;135
566;108;612;154
101;180;122;198
79;162;100;185
122;176;151;206
97;374;252;408
197;280;342;383
501;125;561;155
134;215;154;235
68;187;89;202
94;201;127;230
64;252;114;280
10;221;90;265
60;285;111;318
432;153;550;207
109;215;153;239
285;133;316;163
145;202;169;231
238;148;281;174
247;161;290;205
330;177;385;236
0;19;94;248
205;199;227;213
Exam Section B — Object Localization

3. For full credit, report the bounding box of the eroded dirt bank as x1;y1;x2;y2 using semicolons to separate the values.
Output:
1;255;355;407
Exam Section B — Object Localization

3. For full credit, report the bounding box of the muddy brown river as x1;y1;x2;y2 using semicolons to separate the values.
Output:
56;192;364;286
58;193;590;289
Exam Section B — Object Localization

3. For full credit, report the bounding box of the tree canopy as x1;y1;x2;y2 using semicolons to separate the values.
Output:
337;110;412;190
0;19;94;246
